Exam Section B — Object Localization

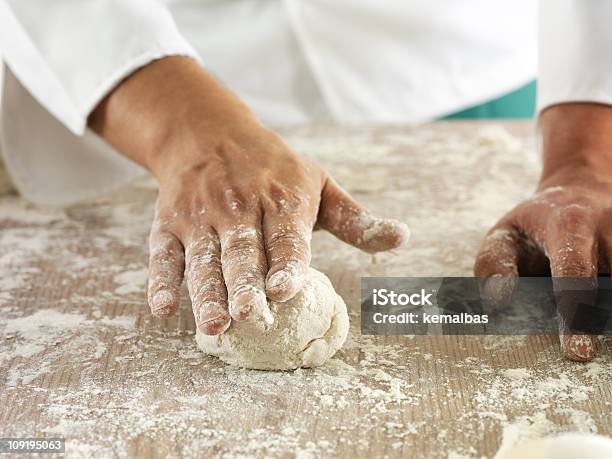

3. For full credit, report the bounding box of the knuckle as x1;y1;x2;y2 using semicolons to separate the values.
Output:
190;278;226;307
228;276;266;299
154;188;208;229
549;243;595;277
267;226;310;264
551;246;594;270
149;228;176;247
220;227;267;277
186;194;208;218
278;259;308;276
553;262;594;278
552;205;591;234
154;191;190;221
222;187;254;217
223;235;262;259
266;181;308;215
149;235;184;267
268;222;309;247
150;213;175;235
147;269;181;294
185;235;220;266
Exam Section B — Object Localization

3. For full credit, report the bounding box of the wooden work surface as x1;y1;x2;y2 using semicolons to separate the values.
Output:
1;121;611;458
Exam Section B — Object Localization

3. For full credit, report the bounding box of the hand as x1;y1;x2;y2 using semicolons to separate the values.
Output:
90;57;409;334
475;103;612;362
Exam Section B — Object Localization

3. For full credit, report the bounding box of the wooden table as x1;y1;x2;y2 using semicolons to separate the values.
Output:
1;122;610;458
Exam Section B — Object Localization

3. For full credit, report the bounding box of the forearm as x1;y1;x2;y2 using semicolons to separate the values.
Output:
539;103;612;187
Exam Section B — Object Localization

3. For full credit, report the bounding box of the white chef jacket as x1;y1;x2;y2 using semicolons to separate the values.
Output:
0;0;609;205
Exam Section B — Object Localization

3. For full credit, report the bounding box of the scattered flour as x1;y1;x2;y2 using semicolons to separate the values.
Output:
1;125;610;458
113;269;148;295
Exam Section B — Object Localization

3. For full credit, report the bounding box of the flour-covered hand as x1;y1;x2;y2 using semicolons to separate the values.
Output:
90;57;409;335
475;104;612;362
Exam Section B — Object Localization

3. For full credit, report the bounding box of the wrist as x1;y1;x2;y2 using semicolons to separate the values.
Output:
539;103;612;188
89;56;258;179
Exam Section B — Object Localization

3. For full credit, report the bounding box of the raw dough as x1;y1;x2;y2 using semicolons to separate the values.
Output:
196;268;349;370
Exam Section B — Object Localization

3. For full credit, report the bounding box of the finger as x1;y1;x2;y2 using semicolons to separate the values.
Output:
560;334;597;362
147;226;185;318
220;223;272;324
185;227;231;335
474;224;521;305
317;178;410;253
263;213;312;302
546;207;598;361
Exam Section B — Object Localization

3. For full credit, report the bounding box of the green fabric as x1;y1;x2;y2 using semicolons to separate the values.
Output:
443;80;536;119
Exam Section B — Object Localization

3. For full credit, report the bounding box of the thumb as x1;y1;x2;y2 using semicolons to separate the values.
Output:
317;177;410;253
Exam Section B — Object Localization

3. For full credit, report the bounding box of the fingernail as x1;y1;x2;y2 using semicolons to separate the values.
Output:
198;317;231;335
267;270;291;290
198;303;231;335
561;334;597;362
267;266;304;302
151;290;175;316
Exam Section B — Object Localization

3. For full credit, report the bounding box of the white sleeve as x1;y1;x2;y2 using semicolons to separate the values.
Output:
538;0;612;112
0;0;199;135
0;0;200;205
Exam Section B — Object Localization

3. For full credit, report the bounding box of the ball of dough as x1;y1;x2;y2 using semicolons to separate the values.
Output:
196;268;349;370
